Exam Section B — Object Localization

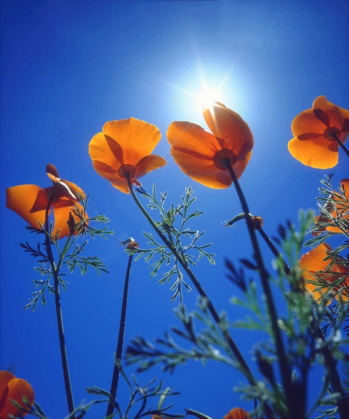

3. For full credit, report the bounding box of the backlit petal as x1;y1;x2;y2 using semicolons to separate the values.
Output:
6;185;48;229
288;137;338;169
103;118;161;165
203;102;254;155
46;164;60;181
170;147;229;189
300;244;334;301
110;178;131;194
89;132;122;174
52;201;86;239
59;180;85;200
167;121;220;157
135;155;166;179
232;150;252;179
0;377;34;418
223;407;250;419
0;372;15;406
291;109;326;137
313;96;349;132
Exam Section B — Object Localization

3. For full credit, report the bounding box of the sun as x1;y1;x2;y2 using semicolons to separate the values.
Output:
196;87;223;111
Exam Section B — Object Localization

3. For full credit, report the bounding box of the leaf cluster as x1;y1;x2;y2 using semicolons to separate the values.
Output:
125;299;236;374
21;195;114;310
129;186;215;302
125;209;349;418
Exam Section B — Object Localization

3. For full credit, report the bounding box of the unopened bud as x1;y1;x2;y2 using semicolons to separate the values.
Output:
251;216;263;230
120;237;139;250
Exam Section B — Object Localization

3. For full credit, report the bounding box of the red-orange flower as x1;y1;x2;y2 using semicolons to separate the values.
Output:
312;179;349;236
0;371;35;418
299;243;349;302
89;118;166;194
167;102;253;189
6;164;85;239
288;96;349;169
223;407;250;419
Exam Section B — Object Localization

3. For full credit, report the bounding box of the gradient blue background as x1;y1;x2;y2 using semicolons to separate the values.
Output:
1;1;348;418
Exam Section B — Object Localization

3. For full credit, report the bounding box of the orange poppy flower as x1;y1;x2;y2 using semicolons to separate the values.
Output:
288;96;349;169
0;371;35;418
299;243;349;302
223;408;250;419
167;102;253;189
89;118;166;194
312;179;349;236
6;164;85;239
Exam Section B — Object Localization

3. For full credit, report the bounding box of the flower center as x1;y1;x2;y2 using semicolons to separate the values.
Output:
324;126;341;141
118;164;136;179
213;148;237;170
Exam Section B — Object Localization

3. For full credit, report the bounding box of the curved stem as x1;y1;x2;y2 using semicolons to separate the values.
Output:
257;227;291;276
44;203;75;418
333;135;349;158
226;165;294;418
258;224;348;417
126;178;275;418
106;255;134;416
258;220;348;416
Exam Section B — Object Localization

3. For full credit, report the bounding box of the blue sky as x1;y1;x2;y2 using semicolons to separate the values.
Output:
1;0;348;418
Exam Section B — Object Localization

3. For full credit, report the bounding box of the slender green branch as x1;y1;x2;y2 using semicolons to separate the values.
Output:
257;226;291;276
226;164;294;418
257;221;348;417
333;134;349;158
106;255;134;416
44;202;75;418
126;177;274;419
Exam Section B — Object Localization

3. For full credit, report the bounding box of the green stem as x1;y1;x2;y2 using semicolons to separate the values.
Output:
257;223;348;417
106;255;134;416
226;165;294;418
44;203;75;418
257;226;291;276
333;134;349;158
126;177;274;419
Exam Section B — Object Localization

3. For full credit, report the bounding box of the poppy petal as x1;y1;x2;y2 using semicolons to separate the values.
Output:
232;150;253;179
6;185;48;229
135;155;167;179
103;118;161;166
46;164;60;180
223;407;250;419
89;132;122;174
313;96;349;132
170;147;229;189
52;202;86;239
0;372;15;410
167;121;220;157
291;109;327;137
29;188;51;213
288;137;338;169
299;244;334;301
91;162;131;193
59;180;85;200
110;178;131;194
0;377;34;418
203;102;254;155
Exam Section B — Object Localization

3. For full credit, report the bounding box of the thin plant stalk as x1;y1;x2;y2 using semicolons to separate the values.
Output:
44;202;75;418
333;134;349;158
257;226;291;276
126;176;274;419
226;164;295;418
257;223;348;417
106;255;134;416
